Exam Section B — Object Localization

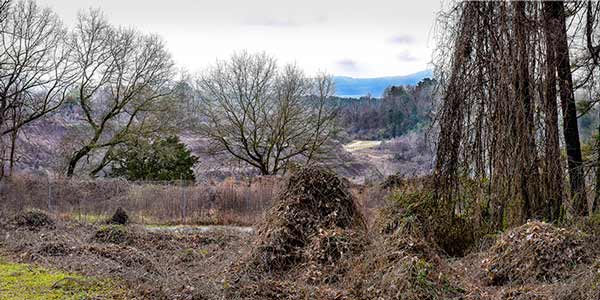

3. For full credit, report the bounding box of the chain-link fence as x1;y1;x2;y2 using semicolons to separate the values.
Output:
0;175;278;225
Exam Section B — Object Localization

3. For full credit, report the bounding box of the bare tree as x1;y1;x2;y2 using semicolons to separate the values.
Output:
65;10;175;177
194;52;338;175
0;0;75;176
0;0;10;26
305;72;337;164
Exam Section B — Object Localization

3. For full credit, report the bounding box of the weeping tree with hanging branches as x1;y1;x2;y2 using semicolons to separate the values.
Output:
433;1;589;227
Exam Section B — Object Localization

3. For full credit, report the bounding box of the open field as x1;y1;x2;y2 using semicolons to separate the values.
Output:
1;210;599;299
1;168;599;300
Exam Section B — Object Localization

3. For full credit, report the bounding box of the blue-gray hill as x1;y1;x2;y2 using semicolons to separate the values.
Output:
334;69;433;98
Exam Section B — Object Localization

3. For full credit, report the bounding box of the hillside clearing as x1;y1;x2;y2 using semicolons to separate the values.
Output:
343;140;382;152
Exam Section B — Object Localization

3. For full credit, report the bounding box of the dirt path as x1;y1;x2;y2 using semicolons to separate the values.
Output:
343;140;382;152
144;225;254;234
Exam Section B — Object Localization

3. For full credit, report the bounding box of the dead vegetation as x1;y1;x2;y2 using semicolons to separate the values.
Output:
0;212;252;300
2;174;278;226
555;259;600;300
227;167;466;300
227;166;367;299
347;235;463;300
11;209;54;229
346;184;465;300
481;221;589;286
244;166;365;272
109;207;130;225
3;169;600;300
92;225;132;244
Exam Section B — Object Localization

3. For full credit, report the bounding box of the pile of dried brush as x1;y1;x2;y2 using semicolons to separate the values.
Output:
11;209;54;229
301;227;368;284
555;259;600;300
92;225;132;244
108;207;129;225
347;236;464;300
381;173;404;190
228;166;367;299
482;221;589;285
346;197;464;300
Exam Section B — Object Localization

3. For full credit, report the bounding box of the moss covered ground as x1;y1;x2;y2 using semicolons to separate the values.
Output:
0;258;127;300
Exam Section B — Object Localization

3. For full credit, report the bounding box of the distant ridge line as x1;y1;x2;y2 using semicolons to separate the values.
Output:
334;69;433;98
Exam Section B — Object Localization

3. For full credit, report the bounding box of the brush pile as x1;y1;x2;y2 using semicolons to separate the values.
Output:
108;207;129;225
229;166;367;299
346;196;463;300
12;209;54;229
92;225;131;244
482;221;589;285
554;259;600;300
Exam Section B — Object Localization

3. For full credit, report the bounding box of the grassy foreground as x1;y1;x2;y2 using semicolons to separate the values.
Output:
0;258;127;300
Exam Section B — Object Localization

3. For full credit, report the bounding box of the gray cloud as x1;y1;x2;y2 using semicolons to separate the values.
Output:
388;34;416;45
336;59;360;71
36;0;441;77
397;51;418;62
244;15;328;27
245;17;297;27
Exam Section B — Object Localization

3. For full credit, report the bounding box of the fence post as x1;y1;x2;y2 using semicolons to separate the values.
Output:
181;178;187;223
47;176;51;212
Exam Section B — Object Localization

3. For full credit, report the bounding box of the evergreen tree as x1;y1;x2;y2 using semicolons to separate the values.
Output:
109;136;198;182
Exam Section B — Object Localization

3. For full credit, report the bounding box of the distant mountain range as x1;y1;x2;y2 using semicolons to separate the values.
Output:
334;69;433;98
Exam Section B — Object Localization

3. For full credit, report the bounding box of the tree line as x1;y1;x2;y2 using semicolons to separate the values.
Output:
336;78;435;140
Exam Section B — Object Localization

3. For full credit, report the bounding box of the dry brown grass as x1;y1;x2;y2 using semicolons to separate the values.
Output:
4;173;600;300
1;174;388;227
1;175;279;226
481;221;589;286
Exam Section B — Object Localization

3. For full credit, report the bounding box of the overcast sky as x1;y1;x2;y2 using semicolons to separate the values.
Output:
37;0;442;78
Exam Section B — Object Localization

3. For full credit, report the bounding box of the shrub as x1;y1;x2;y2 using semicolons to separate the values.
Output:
383;189;479;257
12;209;54;229
109;135;198;182
108;207;129;225
38;242;70;256
92;225;130;244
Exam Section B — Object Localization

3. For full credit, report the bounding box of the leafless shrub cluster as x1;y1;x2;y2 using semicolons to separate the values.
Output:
379;131;433;164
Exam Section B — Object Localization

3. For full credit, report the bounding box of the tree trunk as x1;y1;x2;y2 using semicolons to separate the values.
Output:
8;126;16;176
542;2;564;221
596;110;600;212
66;146;92;177
550;1;588;216
513;1;539;221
